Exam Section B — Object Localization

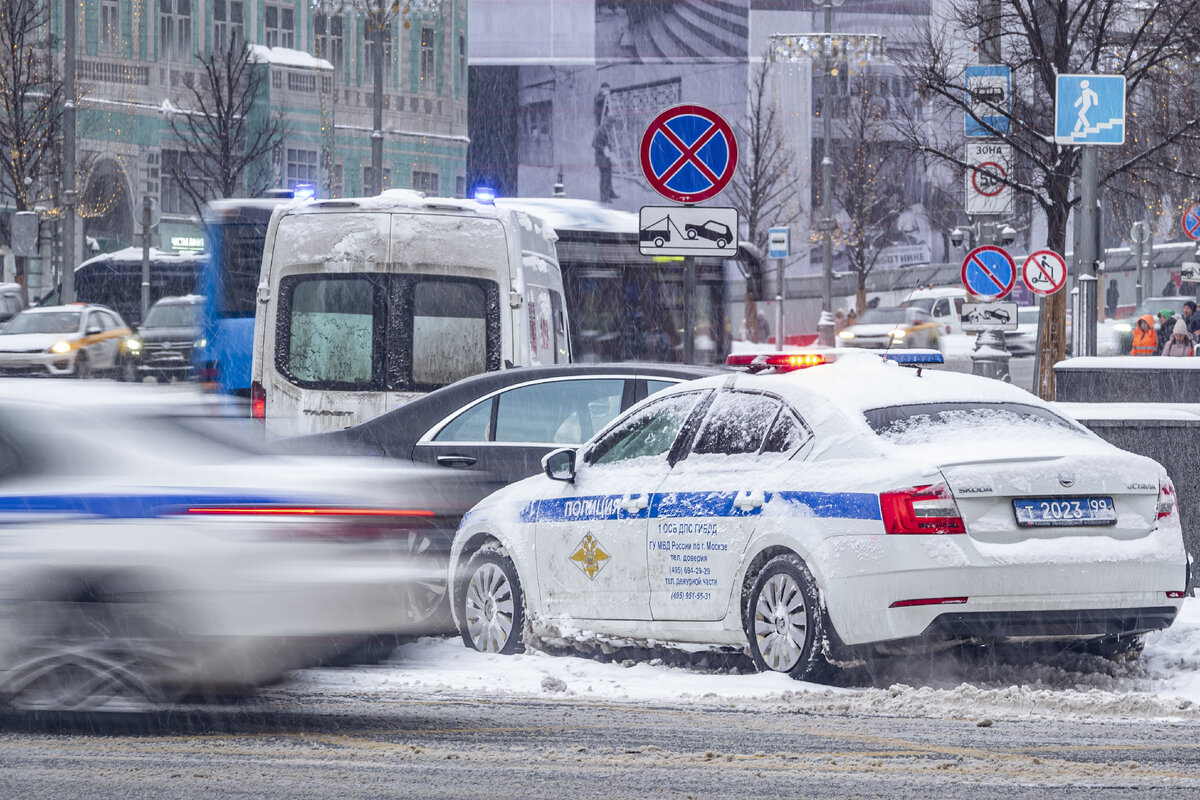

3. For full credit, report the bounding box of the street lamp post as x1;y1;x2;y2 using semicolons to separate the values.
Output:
771;12;885;347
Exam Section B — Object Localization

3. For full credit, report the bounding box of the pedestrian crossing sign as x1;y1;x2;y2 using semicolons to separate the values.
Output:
1054;74;1125;145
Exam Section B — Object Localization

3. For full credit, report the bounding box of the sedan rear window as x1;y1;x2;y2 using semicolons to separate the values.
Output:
864;403;1084;446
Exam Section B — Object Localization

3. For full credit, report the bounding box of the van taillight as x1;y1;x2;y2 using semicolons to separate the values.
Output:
879;483;965;534
1157;479;1178;521
251;380;266;421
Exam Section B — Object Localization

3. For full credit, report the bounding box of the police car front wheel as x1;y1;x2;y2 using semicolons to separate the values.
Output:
746;554;829;680
459;549;525;655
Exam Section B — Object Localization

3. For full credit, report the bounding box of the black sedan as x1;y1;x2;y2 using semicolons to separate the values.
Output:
294;363;720;633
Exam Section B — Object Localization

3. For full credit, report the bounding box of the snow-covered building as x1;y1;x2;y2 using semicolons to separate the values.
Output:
47;0;468;257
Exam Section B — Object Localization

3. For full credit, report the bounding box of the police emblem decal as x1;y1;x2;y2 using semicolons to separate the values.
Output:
570;533;611;580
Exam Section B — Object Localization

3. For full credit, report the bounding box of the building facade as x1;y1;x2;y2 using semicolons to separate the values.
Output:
57;0;468;257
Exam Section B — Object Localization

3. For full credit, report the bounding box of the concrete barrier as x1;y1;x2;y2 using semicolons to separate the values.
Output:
1055;356;1200;403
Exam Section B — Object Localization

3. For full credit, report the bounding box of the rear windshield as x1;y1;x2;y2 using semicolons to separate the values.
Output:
864;402;1084;445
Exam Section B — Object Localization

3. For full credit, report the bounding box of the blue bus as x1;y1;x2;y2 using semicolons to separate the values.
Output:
196;197;291;396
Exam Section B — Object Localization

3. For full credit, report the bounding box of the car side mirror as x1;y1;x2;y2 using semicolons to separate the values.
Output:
86;325;102;336
542;447;577;482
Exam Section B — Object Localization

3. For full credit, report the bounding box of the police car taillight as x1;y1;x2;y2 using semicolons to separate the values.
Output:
725;352;829;372
1157;479;1178;521
879;483;965;534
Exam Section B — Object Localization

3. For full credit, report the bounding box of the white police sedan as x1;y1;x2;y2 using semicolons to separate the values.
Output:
448;353;1188;680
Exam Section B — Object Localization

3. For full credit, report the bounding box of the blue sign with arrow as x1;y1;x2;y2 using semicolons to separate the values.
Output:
961;245;1016;299
1055;74;1126;145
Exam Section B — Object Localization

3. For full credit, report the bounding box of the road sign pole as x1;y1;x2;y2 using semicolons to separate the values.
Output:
1132;221;1145;308
1078;146;1099;356
775;257;785;352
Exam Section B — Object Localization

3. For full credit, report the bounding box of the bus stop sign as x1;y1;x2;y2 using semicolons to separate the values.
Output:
640;105;738;204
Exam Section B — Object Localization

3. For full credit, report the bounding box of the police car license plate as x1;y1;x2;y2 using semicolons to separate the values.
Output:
1012;497;1116;527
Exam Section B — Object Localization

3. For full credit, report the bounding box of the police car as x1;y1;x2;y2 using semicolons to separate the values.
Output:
448;352;1187;679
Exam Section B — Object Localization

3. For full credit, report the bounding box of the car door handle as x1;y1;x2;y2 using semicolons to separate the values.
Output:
436;454;477;468
733;490;764;511
619;494;649;513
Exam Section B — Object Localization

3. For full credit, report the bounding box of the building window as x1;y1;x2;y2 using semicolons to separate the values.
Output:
212;0;244;52
286;147;318;189
264;2;295;49
159;0;192;61
362;165;391;194
458;33;465;89
363;20;394;85
455;175;465;198
419;26;436;89
160;149;211;214
100;0;120;53
314;13;344;74
412;169;439;196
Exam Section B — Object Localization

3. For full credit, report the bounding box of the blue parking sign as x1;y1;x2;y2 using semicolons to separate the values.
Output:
1055;74;1125;145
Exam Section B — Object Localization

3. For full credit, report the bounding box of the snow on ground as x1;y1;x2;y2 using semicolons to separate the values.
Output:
295;598;1200;723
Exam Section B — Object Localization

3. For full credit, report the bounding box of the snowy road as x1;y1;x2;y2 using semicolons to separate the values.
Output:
2;600;1200;798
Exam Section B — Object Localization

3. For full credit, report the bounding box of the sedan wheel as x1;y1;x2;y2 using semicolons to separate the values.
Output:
459;549;525;655
746;553;830;681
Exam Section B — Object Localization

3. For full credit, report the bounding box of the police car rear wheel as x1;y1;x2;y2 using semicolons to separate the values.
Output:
746;554;828;680
460;549;525;655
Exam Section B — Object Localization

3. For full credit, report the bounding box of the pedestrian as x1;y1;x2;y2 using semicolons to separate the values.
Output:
1131;314;1157;356
1182;301;1200;340
1105;279;1119;319
867;296;881;309
1155;309;1175;354
1162;319;1194;357
592;83;618;203
834;309;847;333
1162;278;1178;297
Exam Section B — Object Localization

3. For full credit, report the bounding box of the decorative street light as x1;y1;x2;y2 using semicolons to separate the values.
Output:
771;9;885;346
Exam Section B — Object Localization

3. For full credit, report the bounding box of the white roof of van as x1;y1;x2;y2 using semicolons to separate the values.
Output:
494;198;638;235
903;286;967;300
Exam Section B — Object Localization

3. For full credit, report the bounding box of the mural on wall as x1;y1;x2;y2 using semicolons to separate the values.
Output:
595;0;749;63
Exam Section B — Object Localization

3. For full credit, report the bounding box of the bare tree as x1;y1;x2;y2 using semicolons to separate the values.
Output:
0;0;61;213
729;56;805;342
894;0;1200;398
165;43;286;211
829;75;911;313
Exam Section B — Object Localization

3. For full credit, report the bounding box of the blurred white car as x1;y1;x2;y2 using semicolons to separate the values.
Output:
449;354;1187;680
0;382;465;710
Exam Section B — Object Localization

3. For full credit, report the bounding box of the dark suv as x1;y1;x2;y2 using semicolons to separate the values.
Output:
119;295;203;382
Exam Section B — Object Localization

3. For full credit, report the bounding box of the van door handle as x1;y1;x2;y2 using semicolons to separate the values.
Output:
436;454;477;468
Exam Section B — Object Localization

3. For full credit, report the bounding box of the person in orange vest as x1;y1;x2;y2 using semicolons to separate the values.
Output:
1131;314;1157;356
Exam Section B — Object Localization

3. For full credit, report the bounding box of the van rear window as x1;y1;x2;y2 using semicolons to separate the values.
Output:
276;273;500;392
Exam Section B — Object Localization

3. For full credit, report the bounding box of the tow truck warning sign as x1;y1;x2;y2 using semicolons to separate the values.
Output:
638;205;739;257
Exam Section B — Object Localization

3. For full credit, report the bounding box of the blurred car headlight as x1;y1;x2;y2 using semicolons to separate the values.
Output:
123;337;142;354
1113;322;1132;334
193;337;207;349
49;340;72;354
888;328;907;339
838;330;855;340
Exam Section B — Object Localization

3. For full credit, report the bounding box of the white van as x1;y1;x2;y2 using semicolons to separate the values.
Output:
251;191;570;437
899;286;967;336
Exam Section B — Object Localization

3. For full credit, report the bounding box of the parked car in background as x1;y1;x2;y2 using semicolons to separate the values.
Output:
297;363;720;631
900;287;967;336
0;381;464;711
0;304;131;378
120;295;204;383
0;283;27;324
837;306;941;350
